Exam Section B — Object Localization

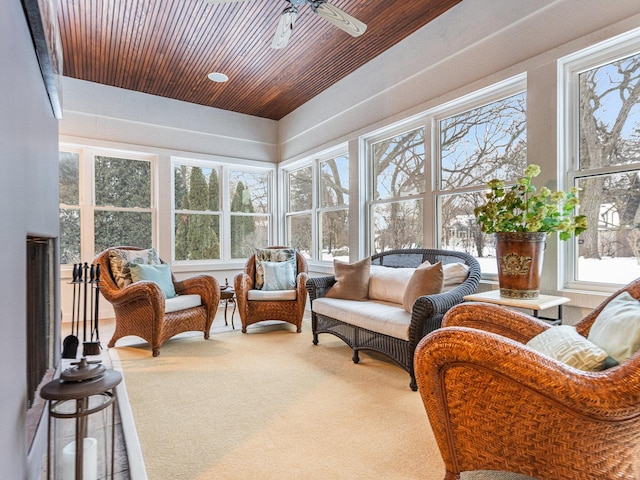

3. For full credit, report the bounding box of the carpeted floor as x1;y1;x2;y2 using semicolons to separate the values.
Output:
110;315;537;480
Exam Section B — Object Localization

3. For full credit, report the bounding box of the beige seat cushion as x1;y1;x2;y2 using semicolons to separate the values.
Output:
165;294;201;313
313;297;411;340
247;289;297;301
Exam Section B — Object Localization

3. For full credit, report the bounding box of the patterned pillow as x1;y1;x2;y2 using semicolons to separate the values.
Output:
109;248;161;288
527;325;617;371
254;248;296;290
261;260;296;291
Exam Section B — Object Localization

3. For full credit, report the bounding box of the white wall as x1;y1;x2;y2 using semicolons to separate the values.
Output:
1;1;60;478
61;77;278;163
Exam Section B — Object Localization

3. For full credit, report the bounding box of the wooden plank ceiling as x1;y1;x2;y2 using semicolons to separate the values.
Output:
58;0;462;120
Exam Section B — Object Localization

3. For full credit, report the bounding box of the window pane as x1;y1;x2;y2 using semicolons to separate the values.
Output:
579;53;640;170
320;156;349;208
319;210;349;261
576;173;640;283
372;200;423;253
372;128;424;200
95;156;151;208
59;151;79;205
289;166;313;211
59;208;80;264
288;214;312;258
94;210;152;255
174;213;221;261
230;171;269;214
174;165;220;211
440;92;527;189
230;215;268;258
438;192;496;274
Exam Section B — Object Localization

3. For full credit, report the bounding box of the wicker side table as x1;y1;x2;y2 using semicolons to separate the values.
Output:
463;289;570;325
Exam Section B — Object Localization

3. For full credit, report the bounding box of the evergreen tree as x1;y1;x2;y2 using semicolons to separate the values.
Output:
230;182;256;257
185;167;220;260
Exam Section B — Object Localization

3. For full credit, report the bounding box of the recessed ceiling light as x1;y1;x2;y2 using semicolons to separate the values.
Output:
207;72;229;83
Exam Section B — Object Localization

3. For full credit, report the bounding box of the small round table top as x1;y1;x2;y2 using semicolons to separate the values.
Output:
220;287;235;300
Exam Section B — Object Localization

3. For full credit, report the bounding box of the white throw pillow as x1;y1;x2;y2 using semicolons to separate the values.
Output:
261;260;296;291
527;325;614;371
368;265;418;304
442;262;469;286
588;292;640;363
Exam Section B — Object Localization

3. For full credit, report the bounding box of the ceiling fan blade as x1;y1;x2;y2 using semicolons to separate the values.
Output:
314;2;367;37
271;8;298;49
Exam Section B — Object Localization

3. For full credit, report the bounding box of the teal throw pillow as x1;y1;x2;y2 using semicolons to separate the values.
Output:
588;292;640;363
128;263;178;299
254;248;296;289
261;260;296;291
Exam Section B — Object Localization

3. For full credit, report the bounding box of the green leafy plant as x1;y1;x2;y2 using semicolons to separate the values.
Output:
474;164;588;240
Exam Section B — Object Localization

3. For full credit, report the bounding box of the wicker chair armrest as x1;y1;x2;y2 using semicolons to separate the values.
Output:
442;302;549;343
102;280;165;308
174;275;220;308
305;275;336;302
296;272;309;296
416;326;640;418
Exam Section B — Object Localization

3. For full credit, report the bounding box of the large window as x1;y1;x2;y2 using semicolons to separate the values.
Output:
174;165;221;261
284;151;349;261
364;77;526;267
229;170;270;258
172;160;273;262
563;31;640;288
59;148;154;265
436;89;527;274
369;127;425;253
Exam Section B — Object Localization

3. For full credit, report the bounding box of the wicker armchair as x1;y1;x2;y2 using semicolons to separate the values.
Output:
234;247;309;333
414;278;640;480
95;246;220;356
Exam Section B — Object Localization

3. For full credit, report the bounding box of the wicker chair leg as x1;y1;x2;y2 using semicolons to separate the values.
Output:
152;347;160;357
409;376;417;392
444;472;460;480
312;333;318;345
204;331;210;339
352;349;360;364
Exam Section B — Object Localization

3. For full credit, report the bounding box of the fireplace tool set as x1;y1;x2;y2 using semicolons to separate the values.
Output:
62;262;102;359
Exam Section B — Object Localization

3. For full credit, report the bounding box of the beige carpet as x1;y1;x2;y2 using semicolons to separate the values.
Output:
110;316;537;480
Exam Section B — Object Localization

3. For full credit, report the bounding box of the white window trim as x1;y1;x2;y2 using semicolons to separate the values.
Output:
171;156;275;264
59;144;157;271
281;144;349;263
558;26;640;293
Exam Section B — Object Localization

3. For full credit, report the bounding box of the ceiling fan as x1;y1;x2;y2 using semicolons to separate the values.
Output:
204;0;367;49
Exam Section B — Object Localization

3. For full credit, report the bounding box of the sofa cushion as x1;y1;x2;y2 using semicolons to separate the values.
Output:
588;291;640;363
247;289;298;301
403;261;443;313
165;294;201;314
326;257;371;301
254;248;296;290
443;262;469;286
129;262;178;299
368;265;418;304
527;325;617;371
313;297;411;340
109;247;161;288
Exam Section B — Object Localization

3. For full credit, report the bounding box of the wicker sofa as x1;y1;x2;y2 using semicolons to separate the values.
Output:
306;248;481;390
